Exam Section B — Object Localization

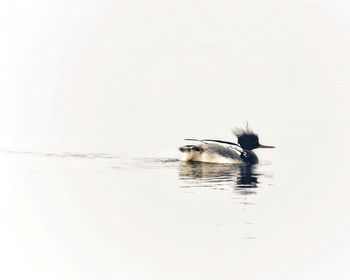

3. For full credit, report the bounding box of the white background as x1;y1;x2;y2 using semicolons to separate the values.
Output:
0;1;349;279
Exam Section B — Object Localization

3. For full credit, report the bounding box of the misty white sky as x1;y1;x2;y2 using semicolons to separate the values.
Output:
0;0;349;156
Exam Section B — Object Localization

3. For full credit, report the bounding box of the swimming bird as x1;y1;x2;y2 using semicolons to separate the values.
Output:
179;125;274;164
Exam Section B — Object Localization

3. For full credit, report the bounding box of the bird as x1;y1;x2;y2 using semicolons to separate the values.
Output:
179;125;274;164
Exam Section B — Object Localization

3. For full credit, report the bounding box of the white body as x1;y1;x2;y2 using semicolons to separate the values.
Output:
180;143;243;164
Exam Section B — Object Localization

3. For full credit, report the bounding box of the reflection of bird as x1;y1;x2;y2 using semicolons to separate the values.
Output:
179;161;238;180
236;164;259;188
179;124;274;164
179;161;260;189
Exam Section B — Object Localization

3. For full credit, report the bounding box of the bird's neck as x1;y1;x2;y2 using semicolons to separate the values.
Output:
240;150;258;164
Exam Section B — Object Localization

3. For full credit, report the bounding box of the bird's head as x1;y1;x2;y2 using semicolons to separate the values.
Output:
233;125;275;151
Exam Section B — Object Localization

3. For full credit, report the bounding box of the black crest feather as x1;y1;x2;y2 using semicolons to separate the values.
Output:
232;123;257;138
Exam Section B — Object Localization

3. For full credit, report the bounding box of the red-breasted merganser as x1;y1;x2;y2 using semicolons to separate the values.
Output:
179;125;275;164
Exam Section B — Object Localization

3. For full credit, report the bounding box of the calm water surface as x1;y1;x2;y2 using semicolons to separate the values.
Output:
1;144;349;280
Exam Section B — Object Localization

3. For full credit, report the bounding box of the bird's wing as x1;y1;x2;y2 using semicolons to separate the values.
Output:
184;138;239;146
184;139;244;157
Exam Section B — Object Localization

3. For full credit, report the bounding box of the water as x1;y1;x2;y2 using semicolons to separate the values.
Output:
1;1;350;279
1;147;349;280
